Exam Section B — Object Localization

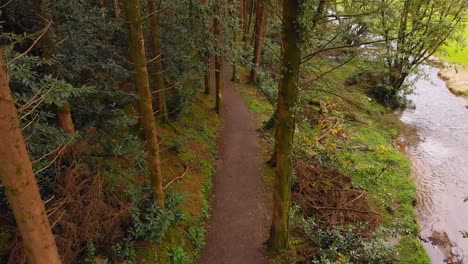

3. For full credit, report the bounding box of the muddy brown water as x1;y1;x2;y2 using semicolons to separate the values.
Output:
400;65;468;263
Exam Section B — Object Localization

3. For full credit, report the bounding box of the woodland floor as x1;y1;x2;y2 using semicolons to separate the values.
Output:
199;66;269;264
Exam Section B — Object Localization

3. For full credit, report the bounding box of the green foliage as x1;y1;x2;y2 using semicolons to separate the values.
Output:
187;226;206;253
395;236;431;264
169;247;192;264
360;0;467;106
235;82;274;115
112;241;137;262
257;70;278;103
455;89;468;96
127;192;185;243
294;216;396;263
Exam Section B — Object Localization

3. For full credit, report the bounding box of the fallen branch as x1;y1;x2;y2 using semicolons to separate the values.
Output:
314;206;381;216
341;191;366;208
163;165;188;191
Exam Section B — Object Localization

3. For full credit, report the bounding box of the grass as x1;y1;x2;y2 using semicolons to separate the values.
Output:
455;89;468;96
132;94;220;263
440;25;468;66
234;62;429;263
396;236;432;264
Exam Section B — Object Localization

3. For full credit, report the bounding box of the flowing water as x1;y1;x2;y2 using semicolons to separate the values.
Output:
400;65;468;263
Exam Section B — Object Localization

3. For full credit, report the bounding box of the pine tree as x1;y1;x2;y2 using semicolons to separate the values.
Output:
0;53;62;264
123;0;165;207
267;0;303;250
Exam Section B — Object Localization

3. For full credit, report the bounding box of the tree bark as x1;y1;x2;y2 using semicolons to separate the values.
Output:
240;0;248;43
114;0;121;17
249;0;267;84
267;0;302;251
245;0;256;46
231;0;241;83
124;0;164;207
147;0;169;123
204;57;212;95
99;0;106;17
39;0;76;135
0;54;62;264
201;0;212;95
213;8;223;114
55;101;75;134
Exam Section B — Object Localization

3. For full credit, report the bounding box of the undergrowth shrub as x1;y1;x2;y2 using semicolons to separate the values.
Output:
344;59;416;109
127;192;184;242
169;247;192;264
258;70;278;103
112;189;185;262
166;82;198;118
188;226;206;253
292;215;395;264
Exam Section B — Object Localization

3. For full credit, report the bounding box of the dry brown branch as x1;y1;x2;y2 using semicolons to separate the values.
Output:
313;206;381;216
163;165;188;191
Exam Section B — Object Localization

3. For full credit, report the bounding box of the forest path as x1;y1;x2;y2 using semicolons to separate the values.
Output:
199;65;269;264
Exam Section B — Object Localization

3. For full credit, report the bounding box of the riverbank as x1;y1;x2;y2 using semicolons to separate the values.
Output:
438;66;468;97
401;65;468;263
234;64;429;263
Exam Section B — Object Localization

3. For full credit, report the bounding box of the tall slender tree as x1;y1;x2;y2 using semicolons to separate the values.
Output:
38;0;76;135
213;3;223;114
267;0;303;250
123;0;164;207
114;0;121;17
201;0;213;95
147;0;169;123
0;53;62;264
249;0;267;84
240;0;247;43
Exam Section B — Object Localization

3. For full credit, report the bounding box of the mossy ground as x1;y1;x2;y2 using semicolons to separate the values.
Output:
234;64;429;263
132;94;220;263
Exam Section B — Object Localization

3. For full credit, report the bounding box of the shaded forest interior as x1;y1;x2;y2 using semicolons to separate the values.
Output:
0;0;467;263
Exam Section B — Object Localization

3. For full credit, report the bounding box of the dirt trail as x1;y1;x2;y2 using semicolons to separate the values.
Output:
200;66;269;264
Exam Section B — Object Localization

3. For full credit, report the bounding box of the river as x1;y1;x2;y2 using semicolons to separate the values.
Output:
400;65;468;263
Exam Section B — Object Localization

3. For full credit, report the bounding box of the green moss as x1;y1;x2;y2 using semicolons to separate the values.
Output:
396;236;431;264
234;83;274;115
455;89;468;96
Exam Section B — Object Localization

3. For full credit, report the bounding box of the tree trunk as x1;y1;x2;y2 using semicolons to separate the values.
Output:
201;0;212;95
240;0;248;43
231;0;240;83
39;0;76;135
124;0;164;207
267;0;302;251
99;0;106;17
55;101;75;134
204;57;212;95
0;55;62;264
114;0;121;17
214;10;223;114
249;0;267;84
147;0;169;123
245;0;256;46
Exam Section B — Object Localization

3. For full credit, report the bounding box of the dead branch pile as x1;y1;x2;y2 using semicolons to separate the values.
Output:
293;161;381;228
3;164;132;263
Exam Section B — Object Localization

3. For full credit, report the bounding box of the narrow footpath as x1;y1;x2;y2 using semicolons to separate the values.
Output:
200;66;269;264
